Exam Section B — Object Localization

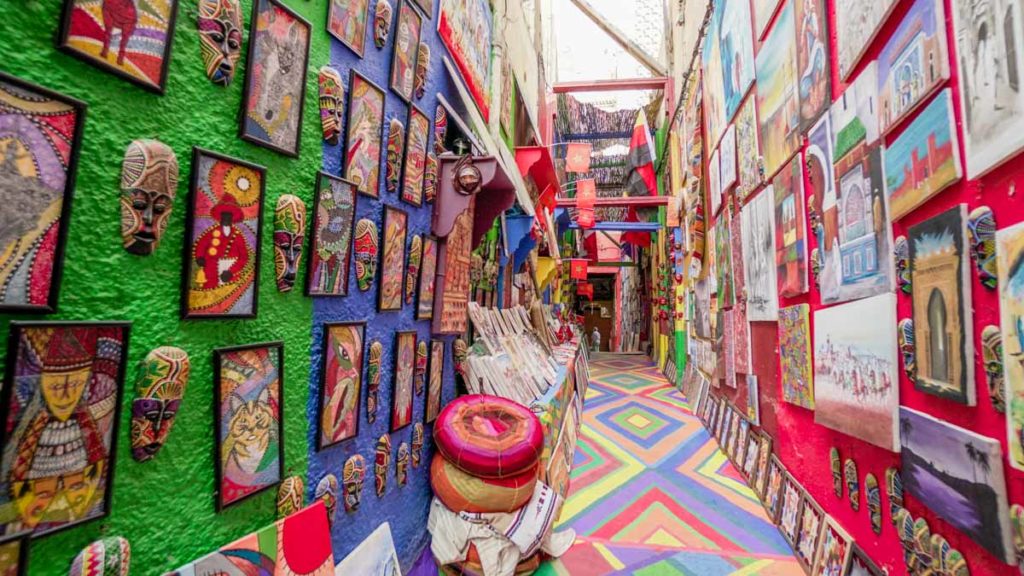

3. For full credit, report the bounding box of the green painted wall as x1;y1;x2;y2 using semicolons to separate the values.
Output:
0;1;330;573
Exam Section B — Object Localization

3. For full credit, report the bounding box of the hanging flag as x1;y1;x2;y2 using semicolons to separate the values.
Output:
569;259;588;281
575;179;596;209
578;282;594;299
625;110;657;197
537;183;557;214
622;206;652;248
583;230;599;261
565;142;592;173
576;208;596;229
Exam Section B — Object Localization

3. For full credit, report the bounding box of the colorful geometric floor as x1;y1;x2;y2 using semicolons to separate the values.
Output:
538;354;802;575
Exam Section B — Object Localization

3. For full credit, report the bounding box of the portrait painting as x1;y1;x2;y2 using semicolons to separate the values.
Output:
215;343;283;510
741;187;779;321
307;173;358;297
416;236;438;320
830;63;879;163
877;0;949;134
0;323;129;537
899;407;1014;563
345;71;387;197
998;220;1024;470
735;94;761;201
0;533;28;576
240;0;311;157
811;518;851;576
392;331;417;431
813;294;899;450
426;340;444;422
182;148;265;319
778;304;814;409
439;0;493;120
0;73;86;313
328;0;370;57
402;105;430;206
883;90;962;221
794;0;830;130
772;155;808;297
317;323;365;450
755;0;801;180
795;496;824;570
57;0;179;93
379;205;408;311
834;0;897;81
390;0;423;102
909;205;975;405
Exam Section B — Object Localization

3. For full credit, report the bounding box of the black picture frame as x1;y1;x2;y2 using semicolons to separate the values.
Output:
326;0;369;58
0;72;87;314
778;473;804;550
843;543;884;576
425;339;444;423
180;147;267;320
391;330;417;432
410;0;433;18
400;104;430;207
345;71;388;198
305;172;360;297
56;0;179;94
415;235;439;320
0;321;131;538
213;341;285;511
795;492;825;572
238;0;312;158
316;322;367;451
0;530;32;575
765;455;786;523
378;205;409;312
389;0;423;103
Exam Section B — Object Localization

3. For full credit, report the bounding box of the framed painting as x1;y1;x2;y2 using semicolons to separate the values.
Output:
754;0;800;180
830;64;879;164
742;430;760;480
779;475;803;547
754;434;774;498
806;114;834;246
794;0;830;131
392;331;417;431
0;532;29;576
0;322;130;537
239;0;311;157
306;173;359;296
438;0;493;120
700;0;755;147
772;155;808;297
720;125;737;197
909;204;975;405
401;105;430;206
844;544;884;576
714;211;734;309
181;148;266;319
328;0;370;58
425;340;444;423
877;0;949;134
390;0;423;103
412;0;434;17
834;0;897;81
317;323;366;450
345;71;387;197
57;0;179;93
778;304;814;409
764;455;786;521
0;72;86;313
999;220;1024;470
795;495;824;571
379;205;408;311
811;518;851;576
416;236;439;320
740;187;779;321
735;94;761;201
214;342;284;510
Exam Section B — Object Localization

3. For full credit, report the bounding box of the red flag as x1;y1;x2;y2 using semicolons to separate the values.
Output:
570;259;588;280
576;208;596;229
537;184;557;214
565;143;592;173
578;282;593;299
622;205;652;248
583;231;599;261
575;179;596;209
625;110;657;197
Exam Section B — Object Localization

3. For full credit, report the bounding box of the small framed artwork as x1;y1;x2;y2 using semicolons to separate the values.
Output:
317;322;366;450
795;494;825;572
812;518;852;576
765;455;787;522
843;544;884;576
425;340;444;422
416;236;439;320
214;342;284;510
379;205;409;311
779;475;803;548
345;71;387;197
181;148;266;319
754;433;774;497
401;105;430;206
0;322;131;537
240;0;311;157
389;0;423;102
307;173;359;296
57;0;179;93
742;430;760;480
0;531;30;576
0;73;87;313
392;331;417;431
328;0;370;57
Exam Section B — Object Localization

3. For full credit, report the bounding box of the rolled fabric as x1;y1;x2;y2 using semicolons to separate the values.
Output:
434;395;543;479
431;453;537;513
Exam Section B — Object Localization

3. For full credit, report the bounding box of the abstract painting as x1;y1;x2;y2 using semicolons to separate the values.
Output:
755;0;801;180
307;173;358;296
813;293;899;450
951;0;1024;178
719;124;737;193
812;518;851;576
182;149;265;318
779;304;814;409
0;323;129;536
402;105;430;206
438;0;493;120
390;0;423;103
58;0;179;93
883;90;961;220
794;0;830;130
772;155;808;297
830;63;879;163
392;331;417;431
240;0;311;157
426;340;444;422
333;522;400;574
877;0;949;133
345;72;387;197
909;204;975;405
735;94;761;201
0;73;86;313
328;0;370;57
899;407;1014;563
215;342;283;510
317;323;365;450
417;236;438;320
834;0;897;81
379;205;408;311
998;220;1024;470
740;187;779;321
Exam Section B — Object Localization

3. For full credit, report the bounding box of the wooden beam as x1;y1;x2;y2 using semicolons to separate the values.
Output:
557;196;671;208
553;77;671;94
568;0;668;76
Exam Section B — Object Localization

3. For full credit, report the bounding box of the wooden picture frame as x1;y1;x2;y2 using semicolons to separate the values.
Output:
843;543;884;576
0;72;87;314
764;455;787;522
213;342;284;511
754;433;774;498
306;172;359;297
416;235;439;320
389;0;423;103
391;331;417;431
812;517;853;576
401;104;430;206
345;71;387;198
378;205;409;311
778;474;804;549
0;531;32;575
425;339;444;423
181;148;266;319
316;322;367;450
795;492;826;573
327;0;370;58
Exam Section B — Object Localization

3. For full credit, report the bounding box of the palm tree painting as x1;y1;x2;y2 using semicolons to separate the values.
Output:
898;407;1014;563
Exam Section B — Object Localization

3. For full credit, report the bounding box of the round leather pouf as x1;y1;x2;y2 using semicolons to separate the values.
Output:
431;453;537;513
434;395;543;479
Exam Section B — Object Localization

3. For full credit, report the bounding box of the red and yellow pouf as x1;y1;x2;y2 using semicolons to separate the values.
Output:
430;453;537;513
433;395;543;479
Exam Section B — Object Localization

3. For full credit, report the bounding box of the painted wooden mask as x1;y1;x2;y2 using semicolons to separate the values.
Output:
810;248;821;290
375;0;393;49
375;435;391;497
367;340;383;422
898;318;915;382
386;119;405;193
131;346;190;462
338;456;364;516
277;475;304;519
396;442;409;486
967;205;997;289
886;467;903;524
424;153;438;203
414;42;430;100
453;337;468;376
844;459;859;511
354;218;379;291
318;66;345;146
982;325;1006;413
70;536;131;576
415;340;428;395
406;234;422;305
315;473;339;527
829;448;841;497
894;236;910;294
273;194;307;292
434;105;448;154
198;0;244;86
121;139;179;256
412;422;424;468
